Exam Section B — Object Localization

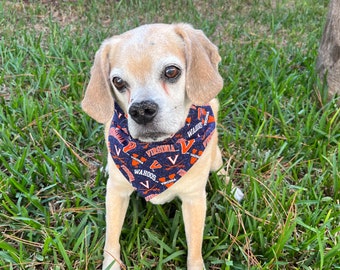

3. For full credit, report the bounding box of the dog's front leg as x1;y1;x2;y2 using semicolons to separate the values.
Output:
181;193;207;270
102;183;130;270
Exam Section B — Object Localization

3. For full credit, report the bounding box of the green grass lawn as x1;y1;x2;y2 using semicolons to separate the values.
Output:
1;0;339;269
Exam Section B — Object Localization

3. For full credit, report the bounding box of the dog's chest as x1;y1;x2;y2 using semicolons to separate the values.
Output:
108;103;216;201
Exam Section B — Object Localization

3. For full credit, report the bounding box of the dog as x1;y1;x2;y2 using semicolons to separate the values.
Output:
82;23;243;270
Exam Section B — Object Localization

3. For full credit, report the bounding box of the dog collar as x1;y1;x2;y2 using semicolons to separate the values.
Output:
108;102;216;201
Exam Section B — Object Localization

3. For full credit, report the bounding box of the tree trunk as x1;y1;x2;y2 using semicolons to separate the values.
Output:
316;0;340;103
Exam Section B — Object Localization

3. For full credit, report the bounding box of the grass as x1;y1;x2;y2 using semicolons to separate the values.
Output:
0;0;339;269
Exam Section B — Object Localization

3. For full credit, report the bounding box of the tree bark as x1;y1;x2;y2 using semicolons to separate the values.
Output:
316;0;340;103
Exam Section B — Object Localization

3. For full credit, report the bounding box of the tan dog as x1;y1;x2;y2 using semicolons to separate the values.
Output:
82;23;243;270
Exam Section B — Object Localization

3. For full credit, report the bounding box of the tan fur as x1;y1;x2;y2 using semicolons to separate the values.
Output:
82;23;243;270
174;24;223;105
82;43;115;123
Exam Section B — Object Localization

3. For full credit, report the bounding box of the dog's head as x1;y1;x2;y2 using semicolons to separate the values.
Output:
82;23;223;142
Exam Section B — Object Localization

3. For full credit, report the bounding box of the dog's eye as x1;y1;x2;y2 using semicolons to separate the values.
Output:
163;66;181;81
112;77;127;91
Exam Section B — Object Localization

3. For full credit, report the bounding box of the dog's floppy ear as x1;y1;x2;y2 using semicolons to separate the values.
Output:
81;40;116;124
175;24;223;105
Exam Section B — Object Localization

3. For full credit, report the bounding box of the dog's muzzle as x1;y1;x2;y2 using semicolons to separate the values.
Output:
129;100;159;125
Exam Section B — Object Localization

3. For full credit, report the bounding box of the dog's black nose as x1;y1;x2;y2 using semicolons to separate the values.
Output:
129;100;159;125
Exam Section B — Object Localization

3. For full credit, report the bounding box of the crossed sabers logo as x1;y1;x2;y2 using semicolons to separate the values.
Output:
112;141;146;167
139;181;161;195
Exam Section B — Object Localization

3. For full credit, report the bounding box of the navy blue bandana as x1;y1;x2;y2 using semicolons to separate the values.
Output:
108;102;216;201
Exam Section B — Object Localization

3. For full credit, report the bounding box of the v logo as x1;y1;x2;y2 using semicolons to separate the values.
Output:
140;181;149;189
123;141;136;153
114;145;121;156
180;139;194;154
167;155;179;165
150;160;162;169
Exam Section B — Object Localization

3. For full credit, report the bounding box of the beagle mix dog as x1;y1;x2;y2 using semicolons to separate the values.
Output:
82;23;243;270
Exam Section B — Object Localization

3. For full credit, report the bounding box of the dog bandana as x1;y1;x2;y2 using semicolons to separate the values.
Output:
108;102;216;201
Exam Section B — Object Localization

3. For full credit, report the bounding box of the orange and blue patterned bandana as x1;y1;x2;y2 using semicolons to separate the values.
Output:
108;102;216;201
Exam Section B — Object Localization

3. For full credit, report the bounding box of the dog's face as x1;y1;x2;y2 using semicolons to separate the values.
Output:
107;26;188;142
82;23;223;142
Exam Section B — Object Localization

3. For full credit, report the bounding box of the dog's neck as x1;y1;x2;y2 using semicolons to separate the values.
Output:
108;102;216;201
